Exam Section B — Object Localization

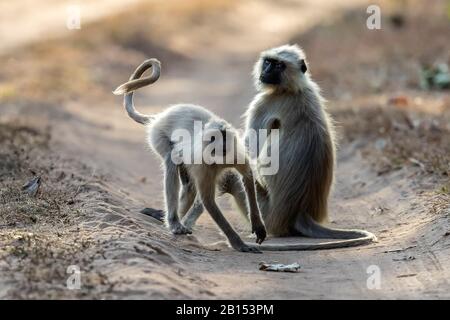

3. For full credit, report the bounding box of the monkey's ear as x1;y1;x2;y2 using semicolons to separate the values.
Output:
299;59;307;73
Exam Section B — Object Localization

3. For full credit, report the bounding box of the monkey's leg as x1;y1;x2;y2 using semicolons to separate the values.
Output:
177;165;196;218
163;157;191;235
235;166;266;244
181;196;204;230
254;180;270;219
178;165;204;229
178;183;205;230
178;183;196;218
197;179;261;253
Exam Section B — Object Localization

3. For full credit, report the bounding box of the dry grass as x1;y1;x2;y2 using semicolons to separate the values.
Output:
0;122;48;177
334;100;450;178
0;121;113;298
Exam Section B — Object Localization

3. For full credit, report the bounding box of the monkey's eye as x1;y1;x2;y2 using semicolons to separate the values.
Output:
263;59;271;67
275;62;285;69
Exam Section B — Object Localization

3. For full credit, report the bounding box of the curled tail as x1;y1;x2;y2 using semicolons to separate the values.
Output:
113;58;161;125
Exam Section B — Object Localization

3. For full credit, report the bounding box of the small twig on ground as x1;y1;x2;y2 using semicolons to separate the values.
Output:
383;245;417;253
397;273;417;278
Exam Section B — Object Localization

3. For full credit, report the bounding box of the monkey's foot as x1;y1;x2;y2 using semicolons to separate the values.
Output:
169;222;192;235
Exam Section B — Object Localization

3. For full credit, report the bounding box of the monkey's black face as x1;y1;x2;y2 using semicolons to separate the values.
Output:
260;58;286;85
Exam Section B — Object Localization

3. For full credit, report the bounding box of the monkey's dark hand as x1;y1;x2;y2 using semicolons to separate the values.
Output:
252;225;267;244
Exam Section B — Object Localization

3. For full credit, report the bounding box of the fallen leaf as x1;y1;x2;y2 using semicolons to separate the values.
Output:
259;262;301;273
22;176;41;197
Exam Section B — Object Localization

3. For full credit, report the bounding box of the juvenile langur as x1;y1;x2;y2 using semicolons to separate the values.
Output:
113;59;266;253
183;45;377;250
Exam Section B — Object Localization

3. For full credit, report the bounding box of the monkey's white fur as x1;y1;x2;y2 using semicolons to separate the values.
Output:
114;59;266;253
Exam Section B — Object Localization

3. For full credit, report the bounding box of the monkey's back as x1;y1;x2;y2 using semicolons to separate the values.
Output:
145;104;215;158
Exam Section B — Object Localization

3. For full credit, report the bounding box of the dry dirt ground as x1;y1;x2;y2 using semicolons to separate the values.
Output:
0;0;449;299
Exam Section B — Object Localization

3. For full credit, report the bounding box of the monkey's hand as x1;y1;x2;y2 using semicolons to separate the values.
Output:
252;224;267;244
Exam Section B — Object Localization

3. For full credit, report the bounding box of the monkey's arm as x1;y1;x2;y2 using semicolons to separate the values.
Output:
197;180;262;254
235;165;266;244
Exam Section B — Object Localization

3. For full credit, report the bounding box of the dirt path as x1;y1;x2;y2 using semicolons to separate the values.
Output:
1;0;448;299
0;0;150;55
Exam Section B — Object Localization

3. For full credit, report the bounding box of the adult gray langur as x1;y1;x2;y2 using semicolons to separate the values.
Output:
183;44;377;250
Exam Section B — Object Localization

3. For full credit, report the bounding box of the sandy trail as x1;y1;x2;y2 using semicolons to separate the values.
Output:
1;0;448;298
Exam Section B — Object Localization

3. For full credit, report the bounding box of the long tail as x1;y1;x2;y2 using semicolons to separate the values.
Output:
248;215;376;251
295;213;376;240
113;58;161;125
